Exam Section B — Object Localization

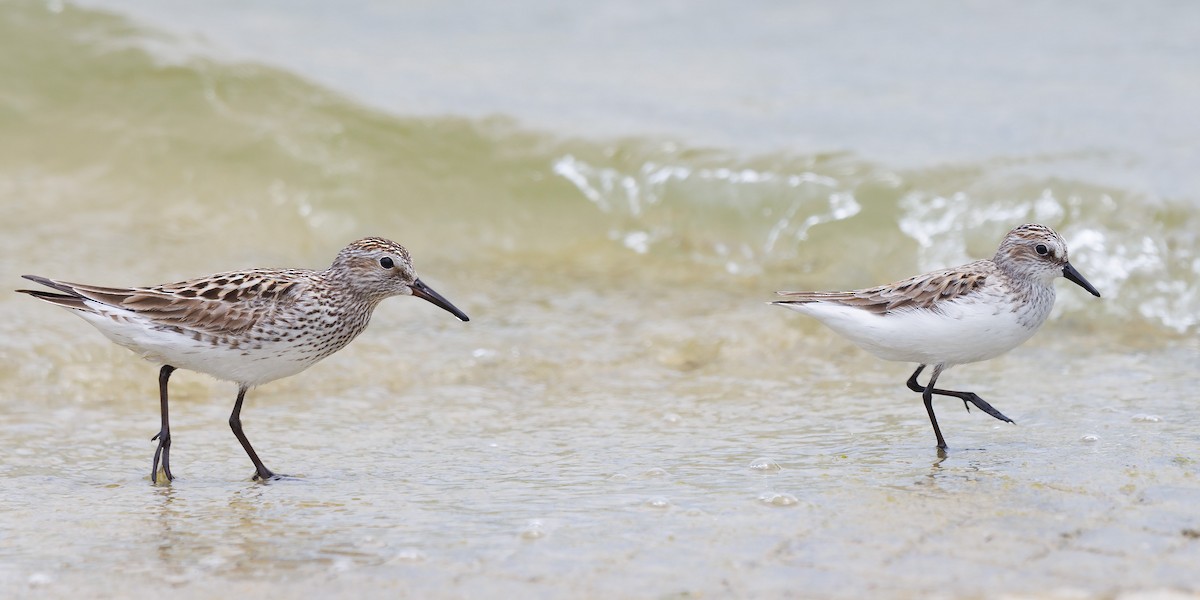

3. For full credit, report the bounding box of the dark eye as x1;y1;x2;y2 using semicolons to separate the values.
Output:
1035;244;1049;256
379;257;394;269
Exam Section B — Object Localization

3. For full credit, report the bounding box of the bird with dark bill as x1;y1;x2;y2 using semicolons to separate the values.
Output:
19;237;469;482
773;223;1101;450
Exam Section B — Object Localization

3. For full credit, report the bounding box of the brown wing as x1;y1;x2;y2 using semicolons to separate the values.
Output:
28;270;310;335
775;261;992;315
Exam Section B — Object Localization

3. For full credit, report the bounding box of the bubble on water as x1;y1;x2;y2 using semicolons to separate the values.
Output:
1132;414;1162;423
749;458;782;472
28;572;53;587
607;473;630;481
390;548;426;563
661;412;682;425
642;467;669;478
163;572;190;586
329;557;354;573
645;496;671;509
758;492;799;507
520;519;547;540
198;554;227;569
1080;434;1100;443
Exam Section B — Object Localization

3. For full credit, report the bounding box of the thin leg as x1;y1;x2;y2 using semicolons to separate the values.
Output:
907;364;968;411
150;365;176;483
906;365;1014;424
909;364;949;450
229;385;276;481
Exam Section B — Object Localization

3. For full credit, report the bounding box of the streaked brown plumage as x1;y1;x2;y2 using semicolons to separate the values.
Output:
777;264;990;315
18;237;469;482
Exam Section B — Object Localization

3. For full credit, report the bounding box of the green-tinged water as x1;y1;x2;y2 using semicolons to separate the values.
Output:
1;2;1198;598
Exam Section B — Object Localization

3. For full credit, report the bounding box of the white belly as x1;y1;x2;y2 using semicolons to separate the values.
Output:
783;298;1046;367
76;310;350;387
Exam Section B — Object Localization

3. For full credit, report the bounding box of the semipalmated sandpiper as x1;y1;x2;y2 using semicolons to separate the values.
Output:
773;223;1101;450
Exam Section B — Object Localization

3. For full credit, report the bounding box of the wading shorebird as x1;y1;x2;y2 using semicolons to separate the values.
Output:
19;237;469;482
772;223;1100;450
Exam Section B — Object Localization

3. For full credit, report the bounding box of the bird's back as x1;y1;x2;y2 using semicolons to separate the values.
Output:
18;270;373;386
774;261;994;314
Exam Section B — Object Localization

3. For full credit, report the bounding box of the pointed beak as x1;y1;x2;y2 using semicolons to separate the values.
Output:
1062;262;1101;298
411;278;470;321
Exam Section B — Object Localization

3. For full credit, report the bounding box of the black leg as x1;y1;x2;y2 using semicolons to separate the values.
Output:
908;365;1014;424
905;364;927;394
908;364;949;450
906;364;1016;450
150;365;176;483
931;389;1013;424
908;365;972;413
229;385;276;481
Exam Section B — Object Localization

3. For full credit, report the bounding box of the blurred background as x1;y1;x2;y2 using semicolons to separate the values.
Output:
1;1;1197;598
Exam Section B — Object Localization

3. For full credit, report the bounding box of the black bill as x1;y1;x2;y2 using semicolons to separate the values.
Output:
1062;262;1101;298
411;278;470;321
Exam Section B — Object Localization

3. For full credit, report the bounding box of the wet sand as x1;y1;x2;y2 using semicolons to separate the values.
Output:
2;1;1198;598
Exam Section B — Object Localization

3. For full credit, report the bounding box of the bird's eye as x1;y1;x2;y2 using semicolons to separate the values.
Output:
379;257;394;269
1035;244;1049;256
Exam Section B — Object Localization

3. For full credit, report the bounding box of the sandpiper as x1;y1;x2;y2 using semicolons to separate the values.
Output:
19;237;469;482
772;223;1100;450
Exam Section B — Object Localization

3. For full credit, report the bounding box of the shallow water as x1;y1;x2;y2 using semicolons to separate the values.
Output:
2;1;1199;598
